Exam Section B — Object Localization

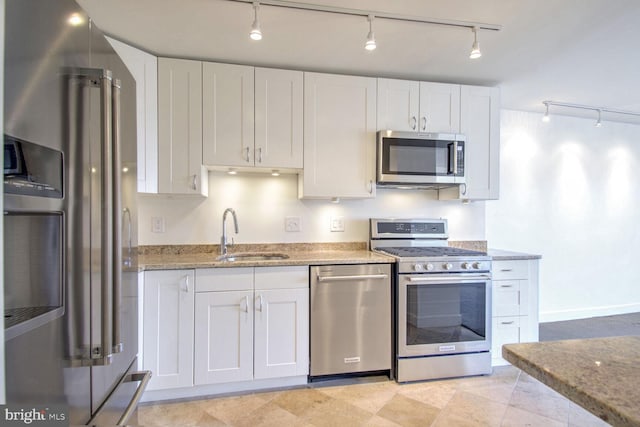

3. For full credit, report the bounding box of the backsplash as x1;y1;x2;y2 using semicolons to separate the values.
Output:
138;172;486;245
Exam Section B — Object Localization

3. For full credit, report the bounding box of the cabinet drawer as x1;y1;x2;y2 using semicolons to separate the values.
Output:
254;266;309;290
196;267;253;292
493;280;520;317
492;260;528;280
492;316;521;356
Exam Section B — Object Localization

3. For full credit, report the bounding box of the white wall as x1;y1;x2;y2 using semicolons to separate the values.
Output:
139;172;485;245
487;110;640;322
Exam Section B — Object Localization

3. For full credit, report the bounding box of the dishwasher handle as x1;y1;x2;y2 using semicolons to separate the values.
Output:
317;273;389;282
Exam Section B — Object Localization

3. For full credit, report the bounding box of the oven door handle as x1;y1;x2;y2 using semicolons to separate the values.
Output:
405;274;491;283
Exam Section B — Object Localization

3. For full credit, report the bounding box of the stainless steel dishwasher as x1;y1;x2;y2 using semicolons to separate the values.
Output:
310;264;392;378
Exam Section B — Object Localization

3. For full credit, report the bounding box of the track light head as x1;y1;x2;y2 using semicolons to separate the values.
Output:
365;15;376;51
249;2;262;41
542;102;551;122
469;26;481;59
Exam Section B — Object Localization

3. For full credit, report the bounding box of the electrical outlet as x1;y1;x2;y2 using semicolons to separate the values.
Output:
151;216;165;233
330;216;345;232
285;216;301;232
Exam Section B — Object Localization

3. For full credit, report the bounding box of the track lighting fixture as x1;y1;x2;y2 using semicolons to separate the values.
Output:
230;0;501;58
541;101;640;125
249;2;262;41
271;170;281;176
469;26;481;59
365;15;376;51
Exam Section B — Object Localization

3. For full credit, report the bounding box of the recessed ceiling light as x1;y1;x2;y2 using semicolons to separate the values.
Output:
68;13;84;27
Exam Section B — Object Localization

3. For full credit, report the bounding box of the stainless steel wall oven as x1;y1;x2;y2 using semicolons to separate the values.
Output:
370;218;492;382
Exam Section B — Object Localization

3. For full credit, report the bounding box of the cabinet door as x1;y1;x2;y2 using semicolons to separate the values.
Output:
255;68;303;169
459;85;500;199
194;291;254;384
419;82;460;133
143;270;194;390
157;58;205;195
254;288;309;379
377;78;420;132
202;62;254;167
106;38;158;193
493;280;520;317
301;72;377;198
492;316;521;364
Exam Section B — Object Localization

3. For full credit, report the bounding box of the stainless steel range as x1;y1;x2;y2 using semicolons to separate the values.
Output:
370;218;492;382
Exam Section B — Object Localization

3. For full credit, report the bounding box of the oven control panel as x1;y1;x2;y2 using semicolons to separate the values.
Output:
399;259;491;274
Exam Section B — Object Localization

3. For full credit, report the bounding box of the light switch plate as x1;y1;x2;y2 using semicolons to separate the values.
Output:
151;216;165;233
285;216;301;232
330;216;345;232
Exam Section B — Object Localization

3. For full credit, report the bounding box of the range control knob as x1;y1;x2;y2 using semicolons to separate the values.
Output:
443;263;453;271
413;263;424;272
472;262;482;270
461;262;471;270
426;263;435;271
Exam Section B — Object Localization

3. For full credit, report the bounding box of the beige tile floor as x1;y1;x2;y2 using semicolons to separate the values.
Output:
139;366;610;427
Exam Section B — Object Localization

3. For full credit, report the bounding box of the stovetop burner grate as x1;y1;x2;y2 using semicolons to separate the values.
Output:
378;246;486;257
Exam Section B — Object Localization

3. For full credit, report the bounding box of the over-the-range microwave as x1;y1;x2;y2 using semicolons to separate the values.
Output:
376;130;466;189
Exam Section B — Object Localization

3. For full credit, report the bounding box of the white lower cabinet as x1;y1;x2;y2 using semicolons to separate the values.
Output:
194;266;309;385
143;270;195;391
491;259;539;366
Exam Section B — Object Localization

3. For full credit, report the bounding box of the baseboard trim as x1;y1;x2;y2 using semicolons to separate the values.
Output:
540;303;640;323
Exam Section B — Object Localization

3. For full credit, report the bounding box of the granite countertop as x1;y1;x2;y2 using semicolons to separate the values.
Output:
488;248;542;260
503;336;640;427
138;242;395;270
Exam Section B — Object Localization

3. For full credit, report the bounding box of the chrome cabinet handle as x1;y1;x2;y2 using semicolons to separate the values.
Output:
256;294;264;312
369;180;374;194
242;295;249;313
258;147;263;163
500;284;513;288
245;147;251;162
500;269;513;272
501;321;515;325
411;116;417;130
421;116;427;130
181;275;190;293
191;174;197;190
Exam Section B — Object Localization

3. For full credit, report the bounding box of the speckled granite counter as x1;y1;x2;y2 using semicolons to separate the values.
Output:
138;242;395;270
503;336;640;427
488;248;542;260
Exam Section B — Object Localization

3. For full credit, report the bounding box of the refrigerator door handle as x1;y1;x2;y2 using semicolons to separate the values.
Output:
95;70;115;365
117;370;152;426
112;78;123;355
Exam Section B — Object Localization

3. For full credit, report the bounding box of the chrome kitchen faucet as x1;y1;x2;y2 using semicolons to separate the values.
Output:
221;208;239;255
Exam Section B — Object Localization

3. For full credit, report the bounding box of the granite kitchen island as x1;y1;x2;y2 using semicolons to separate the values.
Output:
503;336;640;427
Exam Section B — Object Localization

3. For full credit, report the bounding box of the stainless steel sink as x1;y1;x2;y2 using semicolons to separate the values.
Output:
216;253;290;262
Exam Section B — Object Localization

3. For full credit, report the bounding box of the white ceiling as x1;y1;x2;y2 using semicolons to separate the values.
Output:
78;0;640;124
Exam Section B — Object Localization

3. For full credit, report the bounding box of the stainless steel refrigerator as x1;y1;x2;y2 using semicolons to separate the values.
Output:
3;0;148;424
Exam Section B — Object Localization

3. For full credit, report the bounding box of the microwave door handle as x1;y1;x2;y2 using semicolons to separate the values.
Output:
453;140;459;175
448;142;455;175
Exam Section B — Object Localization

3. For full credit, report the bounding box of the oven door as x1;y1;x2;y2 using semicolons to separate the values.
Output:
398;273;491;357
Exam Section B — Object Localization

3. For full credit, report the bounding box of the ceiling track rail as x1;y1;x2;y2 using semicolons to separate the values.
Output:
225;0;503;32
543;101;640;118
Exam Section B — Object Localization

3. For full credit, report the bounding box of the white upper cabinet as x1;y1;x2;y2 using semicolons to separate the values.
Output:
254;68;303;169
202;62;255;167
301;72;377;199
105;37;158;193
419;82;461;134
377;79;460;133
157;58;207;195
439;85;500;200
202;64;303;170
